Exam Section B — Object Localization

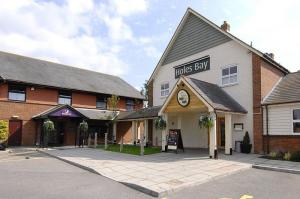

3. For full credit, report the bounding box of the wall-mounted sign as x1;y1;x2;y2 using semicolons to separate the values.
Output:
234;123;244;131
177;89;190;107
174;56;210;78
50;108;80;117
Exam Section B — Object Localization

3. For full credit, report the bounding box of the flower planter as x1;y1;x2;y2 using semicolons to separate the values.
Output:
240;144;252;153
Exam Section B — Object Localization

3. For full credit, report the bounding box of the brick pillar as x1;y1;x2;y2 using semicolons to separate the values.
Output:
252;53;263;153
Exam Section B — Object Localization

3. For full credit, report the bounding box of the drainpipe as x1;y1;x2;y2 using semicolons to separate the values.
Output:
214;110;218;159
265;105;270;154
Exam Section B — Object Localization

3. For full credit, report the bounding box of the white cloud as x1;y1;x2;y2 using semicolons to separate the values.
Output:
234;0;300;71
111;0;148;16
0;0;150;76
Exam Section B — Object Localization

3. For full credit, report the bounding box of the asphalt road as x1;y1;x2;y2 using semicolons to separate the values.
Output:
1;148;300;199
167;168;300;199
0;148;152;199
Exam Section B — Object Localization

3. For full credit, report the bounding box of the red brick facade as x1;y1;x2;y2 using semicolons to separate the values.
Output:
0;83;142;146
263;135;300;153
252;54;285;153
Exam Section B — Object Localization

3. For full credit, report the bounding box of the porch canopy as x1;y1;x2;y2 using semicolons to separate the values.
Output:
159;76;247;158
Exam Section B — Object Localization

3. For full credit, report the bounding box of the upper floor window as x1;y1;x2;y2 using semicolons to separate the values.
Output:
126;99;134;111
8;84;26;101
58;90;72;105
293;109;300;133
221;65;237;86
161;82;169;97
96;96;107;109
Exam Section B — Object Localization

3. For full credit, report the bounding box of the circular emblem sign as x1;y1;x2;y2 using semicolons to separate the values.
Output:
177;89;190;107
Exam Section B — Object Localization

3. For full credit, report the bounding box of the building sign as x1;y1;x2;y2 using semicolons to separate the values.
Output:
50;108;80;117
174;56;210;78
177;89;190;107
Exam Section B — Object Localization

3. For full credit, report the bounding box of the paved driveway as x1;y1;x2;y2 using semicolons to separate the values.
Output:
43;148;253;197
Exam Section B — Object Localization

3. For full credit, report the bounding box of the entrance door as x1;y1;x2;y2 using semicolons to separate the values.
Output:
8;120;22;146
217;118;225;148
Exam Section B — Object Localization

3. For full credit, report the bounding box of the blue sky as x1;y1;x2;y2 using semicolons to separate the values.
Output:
0;0;299;91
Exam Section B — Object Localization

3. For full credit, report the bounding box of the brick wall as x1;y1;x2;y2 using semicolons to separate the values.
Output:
72;92;96;108
263;135;300;153
252;54;285;153
26;87;58;105
148;80;154;107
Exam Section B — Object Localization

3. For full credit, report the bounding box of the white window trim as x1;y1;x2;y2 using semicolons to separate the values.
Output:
160;82;169;98
220;64;238;87
292;108;300;133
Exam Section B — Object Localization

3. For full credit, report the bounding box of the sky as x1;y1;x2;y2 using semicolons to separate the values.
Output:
0;0;299;91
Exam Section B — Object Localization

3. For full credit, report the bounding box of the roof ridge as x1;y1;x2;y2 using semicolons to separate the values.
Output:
0;50;120;79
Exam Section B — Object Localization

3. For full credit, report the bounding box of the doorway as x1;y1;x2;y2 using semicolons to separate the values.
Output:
217;118;225;148
8;120;22;146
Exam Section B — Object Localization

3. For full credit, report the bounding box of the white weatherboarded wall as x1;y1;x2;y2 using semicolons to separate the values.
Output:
263;103;300;135
153;40;254;148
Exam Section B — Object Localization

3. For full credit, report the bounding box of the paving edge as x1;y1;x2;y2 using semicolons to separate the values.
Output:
37;149;160;197
253;164;300;175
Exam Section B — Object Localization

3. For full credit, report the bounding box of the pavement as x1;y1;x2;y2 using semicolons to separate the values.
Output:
0;147;152;199
167;168;300;199
41;147;253;197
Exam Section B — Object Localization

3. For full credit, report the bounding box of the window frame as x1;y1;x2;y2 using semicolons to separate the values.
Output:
221;65;238;87
160;82;170;97
126;99;135;111
8;84;26;102
58;90;72;105
292;109;300;133
96;95;107;110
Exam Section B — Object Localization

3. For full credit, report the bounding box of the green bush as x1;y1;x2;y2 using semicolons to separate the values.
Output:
0;120;9;146
283;152;291;161
270;151;277;158
290;150;300;162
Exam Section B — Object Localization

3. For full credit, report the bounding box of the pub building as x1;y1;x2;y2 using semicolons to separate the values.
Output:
119;8;300;156
0;51;144;147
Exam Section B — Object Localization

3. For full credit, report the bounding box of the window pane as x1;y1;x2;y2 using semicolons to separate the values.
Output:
222;68;229;76
161;84;164;90
8;92;25;101
58;97;71;105
165;83;169;89
230;75;237;83
222;77;230;85
293;109;300;120
293;122;300;133
230;66;237;74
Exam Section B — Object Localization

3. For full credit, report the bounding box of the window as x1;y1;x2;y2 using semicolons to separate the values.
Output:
126;99;134;111
96;96;107;109
58;90;72;105
293;109;300;133
222;65;237;86
161;82;169;97
8;84;26;101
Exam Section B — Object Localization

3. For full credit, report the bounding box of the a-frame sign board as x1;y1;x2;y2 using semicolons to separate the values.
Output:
167;129;184;153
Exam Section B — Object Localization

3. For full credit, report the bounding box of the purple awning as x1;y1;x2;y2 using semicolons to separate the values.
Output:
49;108;80;117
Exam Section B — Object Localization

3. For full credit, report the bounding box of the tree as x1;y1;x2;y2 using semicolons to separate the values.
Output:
0;120;8;149
107;95;120;112
43;119;55;148
140;80;148;101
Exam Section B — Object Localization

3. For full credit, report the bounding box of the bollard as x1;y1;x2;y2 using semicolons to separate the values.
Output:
120;137;123;152
94;133;97;148
104;133;108;150
88;134;91;147
140;134;144;156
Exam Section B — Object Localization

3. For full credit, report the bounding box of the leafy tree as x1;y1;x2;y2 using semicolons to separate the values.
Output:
0;120;8;147
140;80;148;101
107;95;120;112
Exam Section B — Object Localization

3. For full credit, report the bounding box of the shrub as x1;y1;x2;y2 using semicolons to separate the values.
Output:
290;150;300;162
242;131;250;145
275;150;285;160
0;120;8;143
283;152;291;161
270;151;277;159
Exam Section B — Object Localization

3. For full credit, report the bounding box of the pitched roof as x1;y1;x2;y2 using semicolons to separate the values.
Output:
148;8;289;83
0;51;144;99
117;106;161;120
185;77;247;113
263;72;300;105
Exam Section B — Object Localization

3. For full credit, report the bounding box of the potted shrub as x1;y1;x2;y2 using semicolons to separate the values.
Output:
43;119;55;148
0;120;9;150
240;131;252;153
199;114;215;158
78;120;88;147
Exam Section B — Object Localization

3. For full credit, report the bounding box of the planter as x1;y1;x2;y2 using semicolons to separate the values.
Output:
240;144;252;153
0;143;6;151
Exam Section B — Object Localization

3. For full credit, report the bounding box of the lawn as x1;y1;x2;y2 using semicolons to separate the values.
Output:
97;144;161;155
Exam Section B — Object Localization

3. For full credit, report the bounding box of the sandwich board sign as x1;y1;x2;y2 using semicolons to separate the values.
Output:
167;129;184;153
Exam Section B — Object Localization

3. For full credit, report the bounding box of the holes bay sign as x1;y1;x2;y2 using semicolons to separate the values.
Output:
174;56;210;78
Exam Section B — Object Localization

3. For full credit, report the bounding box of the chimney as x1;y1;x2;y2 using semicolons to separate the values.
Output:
221;21;230;32
266;53;275;59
